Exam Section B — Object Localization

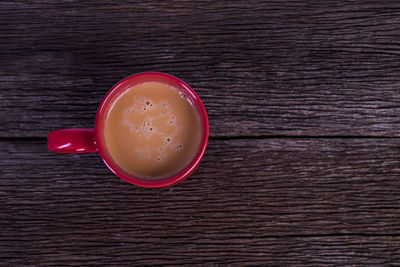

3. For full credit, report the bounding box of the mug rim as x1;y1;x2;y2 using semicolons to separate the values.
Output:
94;72;209;187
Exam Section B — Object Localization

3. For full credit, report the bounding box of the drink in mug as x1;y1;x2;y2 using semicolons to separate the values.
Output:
104;81;202;179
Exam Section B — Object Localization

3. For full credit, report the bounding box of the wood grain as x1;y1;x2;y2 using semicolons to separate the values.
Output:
1;1;400;137
2;138;400;265
2;1;400;265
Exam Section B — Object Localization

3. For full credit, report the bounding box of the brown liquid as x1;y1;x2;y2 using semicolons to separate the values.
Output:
104;82;202;179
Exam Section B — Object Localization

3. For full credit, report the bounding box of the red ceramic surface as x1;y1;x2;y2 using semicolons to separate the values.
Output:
47;72;209;187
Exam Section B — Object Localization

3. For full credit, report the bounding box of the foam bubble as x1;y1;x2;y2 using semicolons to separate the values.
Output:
173;141;183;152
134;147;152;160
145;100;155;108
134;148;144;160
160;101;169;110
164;136;172;145
156;149;167;162
123;107;135;117
167;115;176;126
137;98;156;113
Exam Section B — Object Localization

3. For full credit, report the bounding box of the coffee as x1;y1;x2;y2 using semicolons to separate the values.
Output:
104;81;202;179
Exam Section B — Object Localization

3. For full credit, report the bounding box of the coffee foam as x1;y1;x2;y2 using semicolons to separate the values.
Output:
121;98;183;162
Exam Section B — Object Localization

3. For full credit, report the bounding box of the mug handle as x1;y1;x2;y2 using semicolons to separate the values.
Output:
47;128;98;153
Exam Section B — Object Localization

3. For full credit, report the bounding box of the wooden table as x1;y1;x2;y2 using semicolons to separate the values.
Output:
1;1;400;265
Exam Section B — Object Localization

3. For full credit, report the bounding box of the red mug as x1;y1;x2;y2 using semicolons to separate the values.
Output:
47;72;209;187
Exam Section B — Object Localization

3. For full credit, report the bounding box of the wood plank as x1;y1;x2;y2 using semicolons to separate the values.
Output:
1;235;399;266
1;138;400;264
1;1;400;137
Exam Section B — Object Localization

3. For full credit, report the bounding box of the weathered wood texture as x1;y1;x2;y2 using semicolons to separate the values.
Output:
2;1;400;137
1;139;400;265
2;1;400;266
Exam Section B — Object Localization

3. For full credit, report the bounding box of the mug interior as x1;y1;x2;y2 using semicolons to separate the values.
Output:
94;72;209;187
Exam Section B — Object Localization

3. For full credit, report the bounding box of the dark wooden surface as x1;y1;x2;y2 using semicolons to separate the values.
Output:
1;1;400;266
